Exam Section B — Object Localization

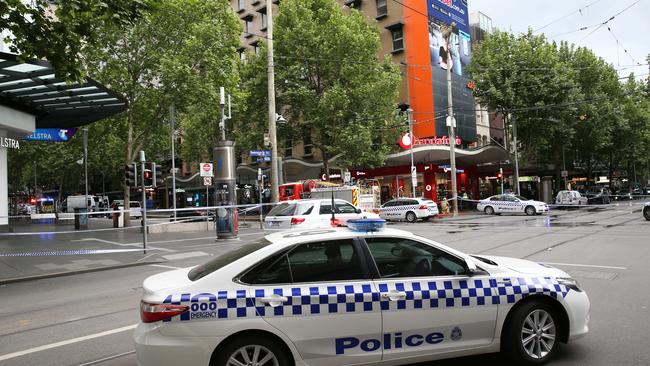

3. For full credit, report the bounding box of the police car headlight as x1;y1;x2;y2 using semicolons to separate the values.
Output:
557;277;582;292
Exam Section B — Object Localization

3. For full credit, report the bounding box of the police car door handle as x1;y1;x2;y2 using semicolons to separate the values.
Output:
259;295;288;306
381;291;406;301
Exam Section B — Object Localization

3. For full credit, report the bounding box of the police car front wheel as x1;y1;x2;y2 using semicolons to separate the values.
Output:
212;337;291;366
406;211;417;223
503;301;559;365
525;206;536;216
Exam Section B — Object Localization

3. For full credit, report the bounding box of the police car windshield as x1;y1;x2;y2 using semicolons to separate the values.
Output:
188;238;272;281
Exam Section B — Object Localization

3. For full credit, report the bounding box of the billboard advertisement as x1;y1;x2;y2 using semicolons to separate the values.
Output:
23;128;78;142
427;0;476;142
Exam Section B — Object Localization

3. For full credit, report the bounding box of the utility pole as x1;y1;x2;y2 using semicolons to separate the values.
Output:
407;108;416;198
266;0;279;203
83;127;89;211
512;113;520;195
169;105;177;221
443;23;458;216
139;150;147;253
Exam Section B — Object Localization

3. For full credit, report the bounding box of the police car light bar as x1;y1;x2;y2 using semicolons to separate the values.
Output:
346;218;386;232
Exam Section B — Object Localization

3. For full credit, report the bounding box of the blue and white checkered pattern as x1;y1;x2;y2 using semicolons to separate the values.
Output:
380;204;420;213
165;277;569;322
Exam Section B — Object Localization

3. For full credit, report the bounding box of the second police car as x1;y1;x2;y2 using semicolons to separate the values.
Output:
135;219;589;366
477;194;550;216
379;198;439;223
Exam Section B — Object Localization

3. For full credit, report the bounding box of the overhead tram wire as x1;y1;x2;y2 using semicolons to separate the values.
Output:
533;0;604;33
605;26;643;67
576;0;641;44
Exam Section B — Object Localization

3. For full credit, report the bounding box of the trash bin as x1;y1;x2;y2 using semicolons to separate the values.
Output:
74;207;88;230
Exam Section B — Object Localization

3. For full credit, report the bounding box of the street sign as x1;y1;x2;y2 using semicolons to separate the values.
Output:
256;156;272;162
250;150;271;157
344;171;351;183
200;162;213;177
561;170;568;178
203;177;212;186
445;116;456;127
411;166;417;190
257;168;263;181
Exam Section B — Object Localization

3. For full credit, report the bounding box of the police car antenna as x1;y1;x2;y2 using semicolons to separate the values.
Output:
331;186;336;223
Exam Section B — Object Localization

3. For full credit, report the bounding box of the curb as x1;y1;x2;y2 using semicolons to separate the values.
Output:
0;260;163;285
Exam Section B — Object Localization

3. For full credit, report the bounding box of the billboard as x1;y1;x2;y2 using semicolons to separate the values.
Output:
23;128;78;142
426;0;476;142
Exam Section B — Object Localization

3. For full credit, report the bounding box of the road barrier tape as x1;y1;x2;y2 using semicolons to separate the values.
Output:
0;248;152;257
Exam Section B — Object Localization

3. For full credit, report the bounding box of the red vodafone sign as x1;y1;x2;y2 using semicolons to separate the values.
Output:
200;162;213;177
398;133;461;148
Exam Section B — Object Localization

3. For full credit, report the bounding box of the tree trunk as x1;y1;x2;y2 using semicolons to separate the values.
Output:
322;150;329;181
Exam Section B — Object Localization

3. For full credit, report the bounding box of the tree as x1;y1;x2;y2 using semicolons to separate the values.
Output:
235;0;402;175
0;0;154;81
83;0;241;222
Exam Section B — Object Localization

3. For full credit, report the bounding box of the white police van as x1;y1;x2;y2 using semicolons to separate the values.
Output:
477;195;549;216
135;219;589;366
379;198;439;222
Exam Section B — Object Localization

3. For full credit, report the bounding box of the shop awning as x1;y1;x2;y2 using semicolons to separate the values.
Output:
385;144;511;166
0;52;127;129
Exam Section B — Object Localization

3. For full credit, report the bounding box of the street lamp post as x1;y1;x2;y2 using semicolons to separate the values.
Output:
169;105;177;221
511;113;520;195
407;108;416;198
442;23;459;216
83;127;89;211
266;0;279;203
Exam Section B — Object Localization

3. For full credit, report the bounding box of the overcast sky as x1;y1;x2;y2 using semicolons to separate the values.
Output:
468;0;649;80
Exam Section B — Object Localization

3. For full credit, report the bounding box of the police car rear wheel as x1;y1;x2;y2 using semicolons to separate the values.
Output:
214;337;289;366
504;301;559;365
406;211;417;223
644;208;650;221
525;206;536;216
484;206;495;215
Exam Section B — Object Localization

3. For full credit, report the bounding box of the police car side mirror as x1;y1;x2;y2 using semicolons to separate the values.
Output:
355;208;362;214
464;256;478;276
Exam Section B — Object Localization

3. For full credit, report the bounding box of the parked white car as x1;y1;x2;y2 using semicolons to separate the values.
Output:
477;194;549;216
379;197;439;222
555;190;588;207
264;198;378;231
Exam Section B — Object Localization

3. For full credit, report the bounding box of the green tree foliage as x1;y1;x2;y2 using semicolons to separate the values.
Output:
0;0;154;81
234;0;402;173
468;30;648;185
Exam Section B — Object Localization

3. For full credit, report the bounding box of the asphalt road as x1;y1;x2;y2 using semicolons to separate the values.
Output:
0;204;648;366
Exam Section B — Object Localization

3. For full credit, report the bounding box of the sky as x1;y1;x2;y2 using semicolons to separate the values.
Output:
468;0;650;80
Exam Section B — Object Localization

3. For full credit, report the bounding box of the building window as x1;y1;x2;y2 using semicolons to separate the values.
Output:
303;130;313;157
376;0;387;18
259;8;267;30
284;139;293;157
238;47;247;62
251;41;260;55
386;23;404;53
243;15;253;37
237;0;245;12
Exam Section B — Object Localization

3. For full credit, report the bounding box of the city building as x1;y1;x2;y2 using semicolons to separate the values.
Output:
232;0;510;202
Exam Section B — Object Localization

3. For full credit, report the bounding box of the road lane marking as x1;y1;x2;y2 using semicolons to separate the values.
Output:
0;324;137;362
148;264;182;270
78;350;136;366
74;238;174;252
162;251;208;260
542;262;627;270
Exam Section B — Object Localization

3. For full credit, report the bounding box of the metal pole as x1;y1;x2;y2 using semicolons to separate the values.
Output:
512;114;520;195
259;174;264;229
83;127;89;211
500;167;504;194
219;87;226;142
562;146;566;190
444;25;458;216
206;184;209;230
33;161;37;195
407;108;416;198
267;0;279;203
139;151;147;254
170;105;177;221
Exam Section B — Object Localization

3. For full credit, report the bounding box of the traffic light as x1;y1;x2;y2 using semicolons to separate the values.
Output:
143;168;153;187
152;163;163;187
125;163;137;187
497;172;503;180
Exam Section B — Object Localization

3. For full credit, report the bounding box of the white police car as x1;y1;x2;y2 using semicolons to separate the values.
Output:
477;195;549;216
264;199;379;231
379;198;439;223
135;219;589;366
